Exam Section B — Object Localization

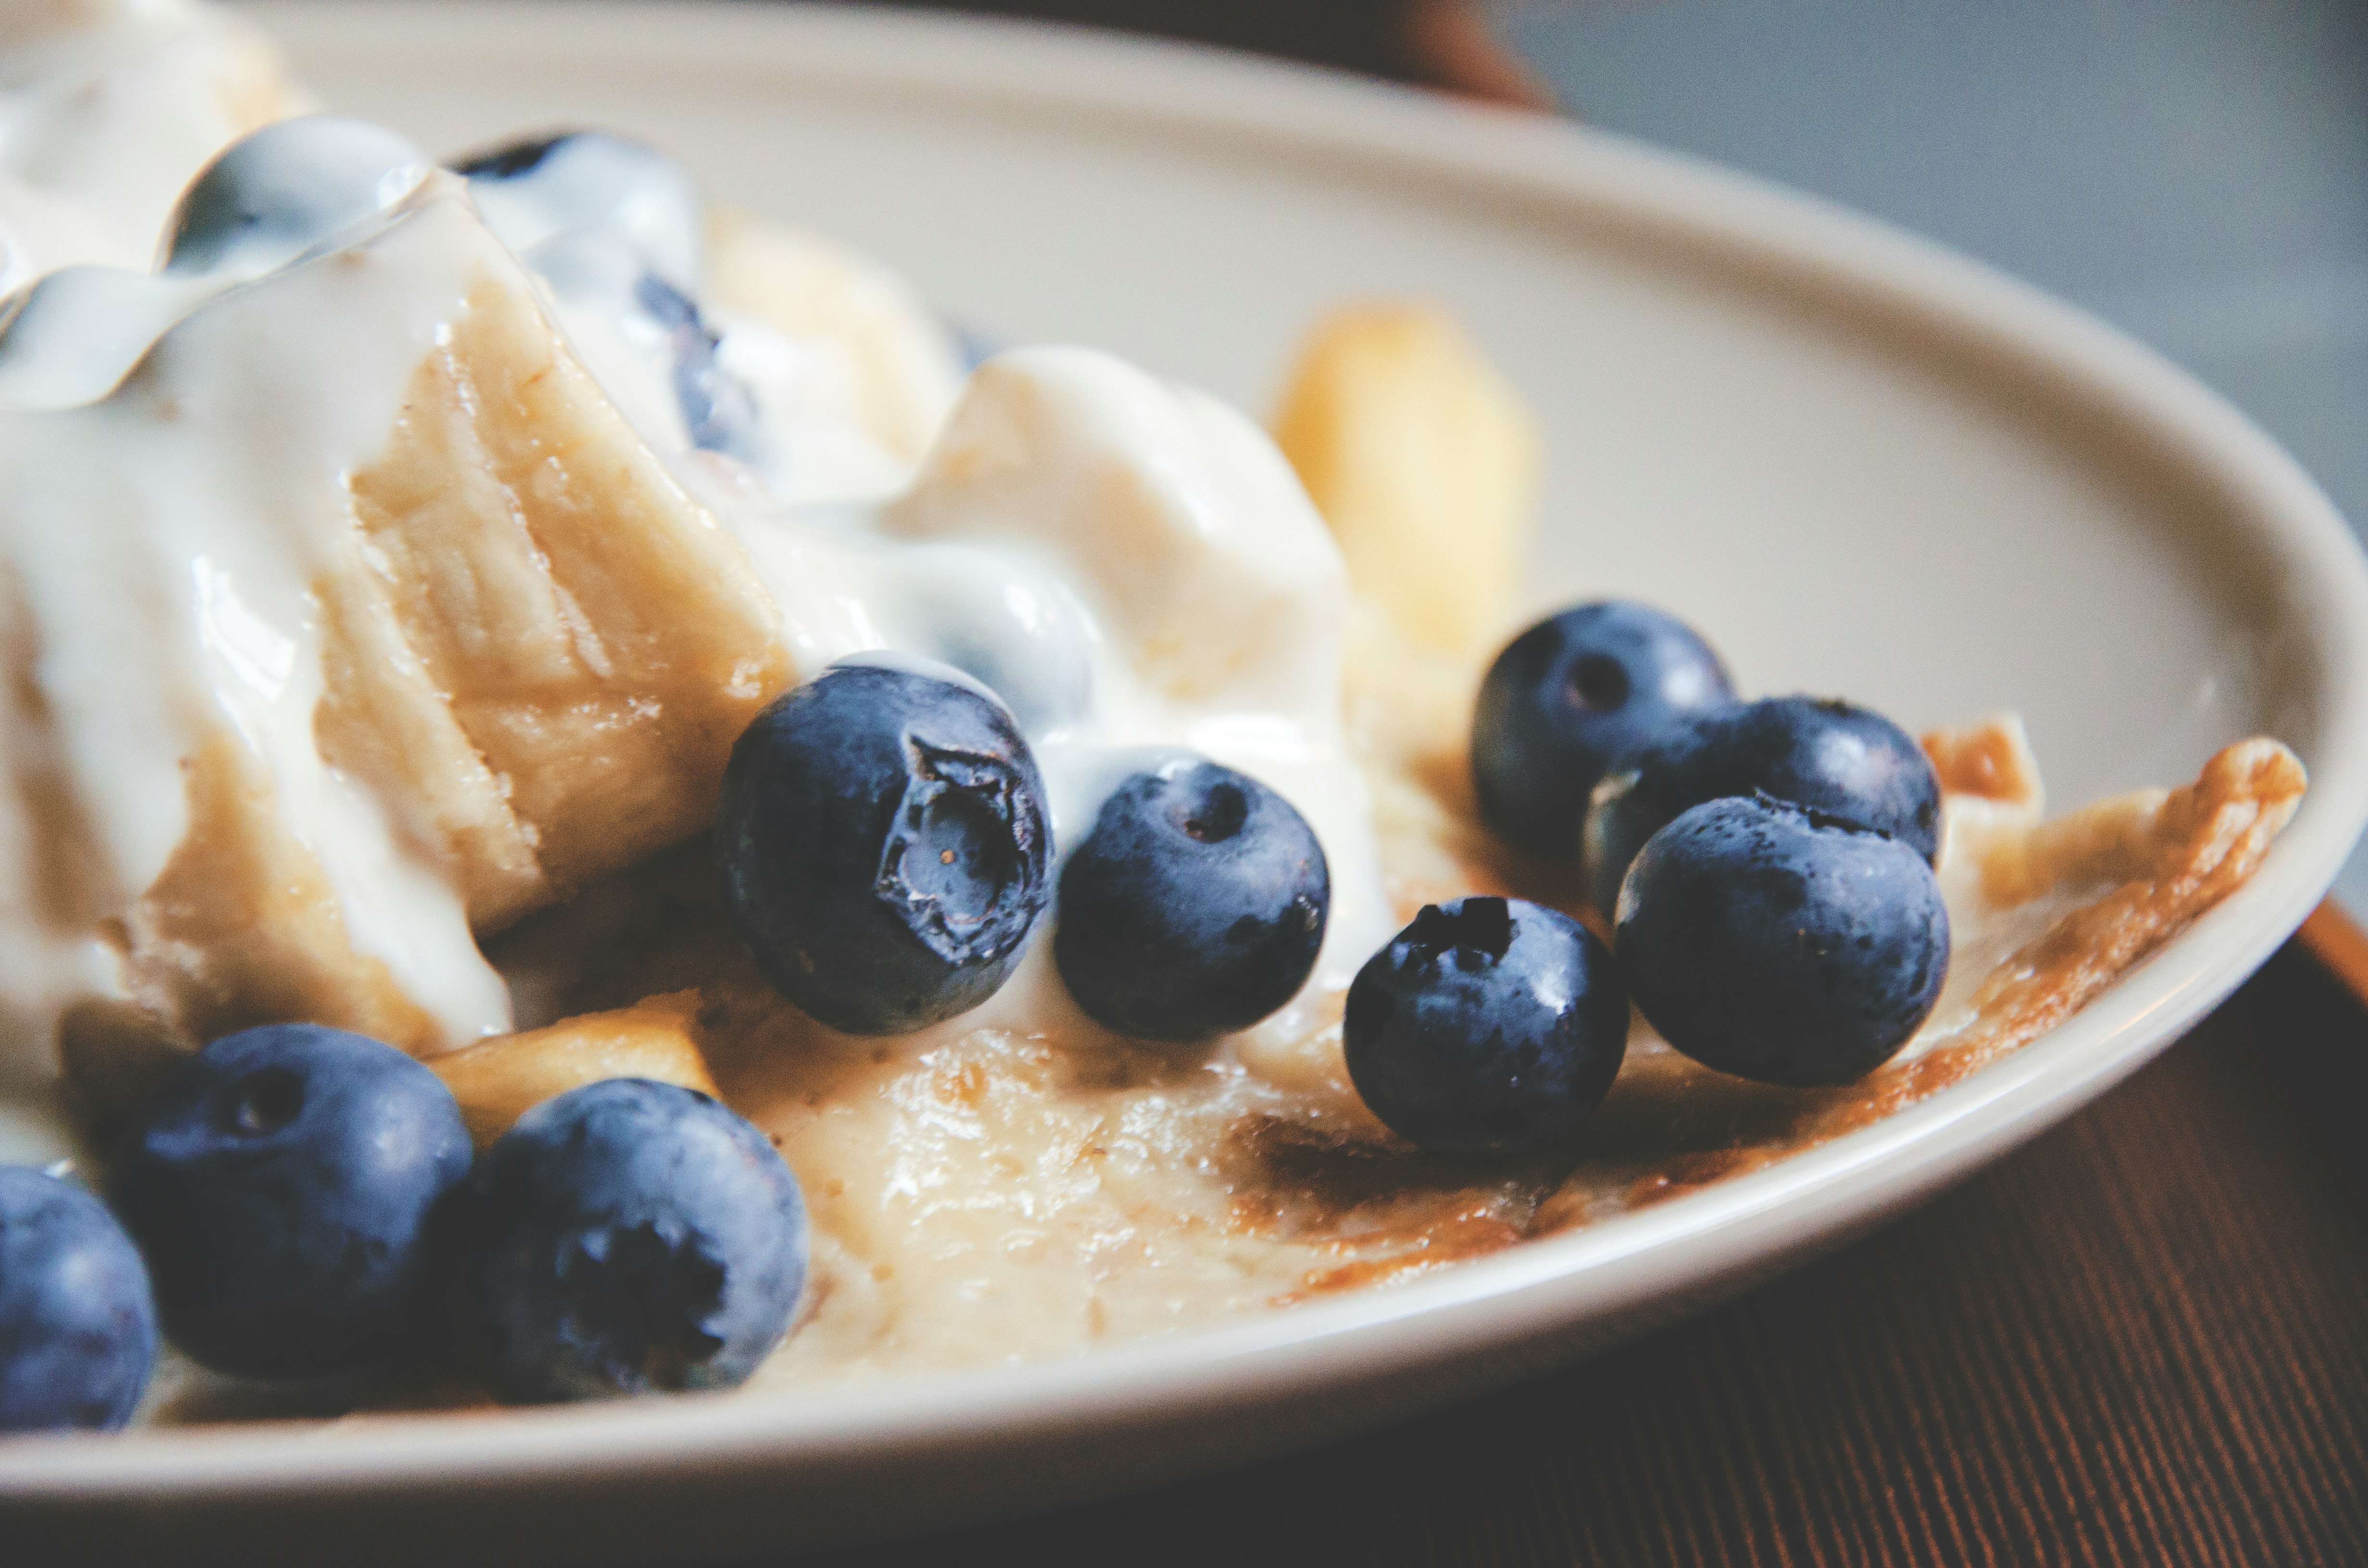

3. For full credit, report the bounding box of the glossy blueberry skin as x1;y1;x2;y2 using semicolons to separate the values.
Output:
716;657;1052;1034
164;116;428;277
455;1079;807;1404
1054;759;1329;1041
1471;600;1736;862
0;1168;157;1432
1344;897;1629;1158
107;1025;471;1380
1616;794;1950;1087
1583;695;1942;922
634;272;764;462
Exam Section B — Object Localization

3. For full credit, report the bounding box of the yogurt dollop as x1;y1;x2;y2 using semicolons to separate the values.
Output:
1;0;308;270
0;63;1385;1161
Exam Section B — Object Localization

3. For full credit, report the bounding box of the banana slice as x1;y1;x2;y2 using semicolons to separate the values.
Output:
3;176;791;1102
432;991;717;1147
705;207;964;466
1271;304;1540;659
338;221;794;914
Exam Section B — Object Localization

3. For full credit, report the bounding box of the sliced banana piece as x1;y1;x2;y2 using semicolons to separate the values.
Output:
5;177;791;1094
705;206;965;466
432;991;717;1147
1271;303;1540;659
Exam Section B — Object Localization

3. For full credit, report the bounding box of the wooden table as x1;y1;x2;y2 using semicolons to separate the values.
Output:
801;5;2368;1563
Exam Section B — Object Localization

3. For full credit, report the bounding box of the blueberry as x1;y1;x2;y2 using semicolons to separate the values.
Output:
455;1078;807;1403
1616;794;1950;1086
1471;600;1736;861
1054;758;1329;1041
108;1025;471;1380
949;321;1003;371
716;656;1052;1034
449;136;570;181
0;1168;156;1432
451;130;752;460
450;129;702;291
163;116;431;277
1343;897;1628;1157
1583;695;1941;922
634;272;764;461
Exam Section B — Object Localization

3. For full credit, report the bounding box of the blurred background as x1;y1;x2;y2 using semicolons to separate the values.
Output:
888;0;2368;907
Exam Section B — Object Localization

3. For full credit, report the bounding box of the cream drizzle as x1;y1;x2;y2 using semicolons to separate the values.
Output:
0;27;1388;1166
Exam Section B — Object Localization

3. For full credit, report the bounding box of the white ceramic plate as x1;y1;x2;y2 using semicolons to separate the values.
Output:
10;2;2368;1557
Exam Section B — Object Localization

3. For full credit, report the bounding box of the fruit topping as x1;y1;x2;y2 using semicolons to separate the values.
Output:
634;270;765;462
1344;896;1628;1157
1270;304;1540;656
430;992;718;1149
451;128;771;466
1472;600;1735;862
1584;695;1941;921
453;1078;807;1403
108;1024;471;1379
715;656;1052;1034
0;1167;156;1432
1615;794;1950;1086
1054;757;1330;1041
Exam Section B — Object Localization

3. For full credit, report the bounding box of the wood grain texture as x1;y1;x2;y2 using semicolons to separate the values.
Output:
798;937;2368;1567
2300;900;2368;1006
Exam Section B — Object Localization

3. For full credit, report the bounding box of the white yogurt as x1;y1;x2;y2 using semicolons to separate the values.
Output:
0;0;306;270
0;173;117;296
0;74;1391;1159
0;184;523;1092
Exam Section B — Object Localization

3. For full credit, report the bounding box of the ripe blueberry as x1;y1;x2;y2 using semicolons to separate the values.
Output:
451;130;761;462
1344;897;1628;1157
1584;695;1941;921
716;656;1052;1034
108;1024;471;1379
1616;793;1950;1086
455;1079;807;1403
1471;600;1735;861
635;272;764;462
1054;758;1329;1041
0;1168;156;1431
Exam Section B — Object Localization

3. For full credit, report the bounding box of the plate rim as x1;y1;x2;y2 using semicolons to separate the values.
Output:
10;0;2368;1504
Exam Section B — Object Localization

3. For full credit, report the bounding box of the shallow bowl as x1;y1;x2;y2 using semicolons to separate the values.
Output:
9;1;2368;1558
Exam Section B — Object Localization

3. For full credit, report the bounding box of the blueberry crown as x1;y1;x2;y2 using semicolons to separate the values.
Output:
874;735;1046;965
1402;897;1516;970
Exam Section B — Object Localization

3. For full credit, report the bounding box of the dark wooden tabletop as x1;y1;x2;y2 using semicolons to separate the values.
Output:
797;5;2368;1564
